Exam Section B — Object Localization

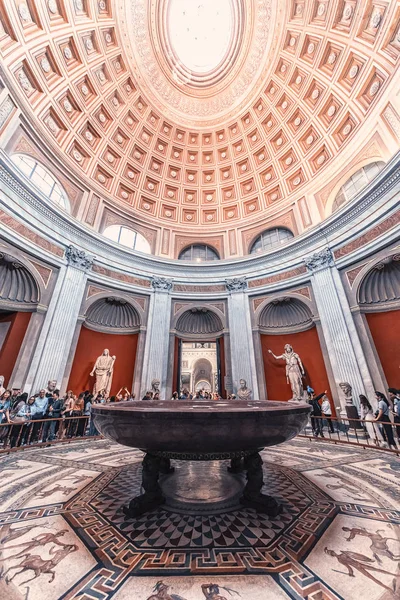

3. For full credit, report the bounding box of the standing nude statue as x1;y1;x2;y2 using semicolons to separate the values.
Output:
90;349;116;396
268;344;305;401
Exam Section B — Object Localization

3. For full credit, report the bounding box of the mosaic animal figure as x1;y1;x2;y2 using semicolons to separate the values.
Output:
0;530;69;560
2;544;78;585
35;485;76;498
0;523;51;545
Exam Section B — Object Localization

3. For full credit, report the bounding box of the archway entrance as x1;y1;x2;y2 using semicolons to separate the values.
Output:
172;307;226;398
180;342;217;394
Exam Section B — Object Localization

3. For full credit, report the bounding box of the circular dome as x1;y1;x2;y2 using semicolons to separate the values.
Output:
0;0;399;256
176;308;223;335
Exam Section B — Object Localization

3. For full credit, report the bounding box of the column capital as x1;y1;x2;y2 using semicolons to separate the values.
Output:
151;276;173;291
304;247;334;273
226;277;247;293
65;245;94;271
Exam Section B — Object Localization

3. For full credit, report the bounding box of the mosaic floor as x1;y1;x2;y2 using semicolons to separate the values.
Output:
0;438;399;600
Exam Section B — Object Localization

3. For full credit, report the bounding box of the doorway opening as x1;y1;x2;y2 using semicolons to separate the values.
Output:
176;338;225;396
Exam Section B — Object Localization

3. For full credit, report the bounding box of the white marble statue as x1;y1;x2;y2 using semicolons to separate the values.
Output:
237;378;252;401
268;344;305;401
0;375;5;396
90;349;116;396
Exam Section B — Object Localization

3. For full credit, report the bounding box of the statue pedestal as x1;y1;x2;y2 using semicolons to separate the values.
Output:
345;404;363;430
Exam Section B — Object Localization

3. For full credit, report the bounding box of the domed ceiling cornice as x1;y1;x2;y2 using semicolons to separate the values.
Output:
0;0;399;241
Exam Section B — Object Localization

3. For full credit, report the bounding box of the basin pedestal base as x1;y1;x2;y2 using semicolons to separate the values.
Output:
123;451;282;518
122;454;174;518
239;453;282;517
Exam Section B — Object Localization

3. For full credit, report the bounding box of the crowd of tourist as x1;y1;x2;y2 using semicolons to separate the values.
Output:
307;386;400;449
169;389;225;401
0;380;399;451
0;384;137;448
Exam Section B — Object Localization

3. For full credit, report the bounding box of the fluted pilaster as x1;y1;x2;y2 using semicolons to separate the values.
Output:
305;248;375;411
226;278;259;399
24;247;93;394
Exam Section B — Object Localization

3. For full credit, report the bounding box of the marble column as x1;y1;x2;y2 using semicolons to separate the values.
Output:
140;277;173;399
305;248;375;412
226;278;259;399
132;327;147;399
24;246;94;395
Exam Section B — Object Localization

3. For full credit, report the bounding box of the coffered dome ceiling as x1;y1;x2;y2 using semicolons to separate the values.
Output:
0;0;399;256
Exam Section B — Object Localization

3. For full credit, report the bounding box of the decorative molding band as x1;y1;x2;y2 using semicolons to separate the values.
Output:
92;265;151;288
226;277;247;292
304;248;334;273
151;276;173;291
173;284;226;293
248;266;307;288
334;209;400;259
0;208;64;257
65;245;94;271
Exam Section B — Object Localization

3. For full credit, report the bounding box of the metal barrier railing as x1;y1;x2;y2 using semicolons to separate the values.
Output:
300;414;400;455
0;415;102;454
1;412;399;455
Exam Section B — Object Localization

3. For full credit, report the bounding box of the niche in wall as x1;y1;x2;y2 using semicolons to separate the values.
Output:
0;253;39;387
366;310;400;388
67;297;140;395
67;326;139;395
261;328;331;402
258;297;332;403
0;311;31;387
359;255;400;388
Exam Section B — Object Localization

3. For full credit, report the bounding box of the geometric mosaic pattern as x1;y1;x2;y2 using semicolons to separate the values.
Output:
0;438;399;599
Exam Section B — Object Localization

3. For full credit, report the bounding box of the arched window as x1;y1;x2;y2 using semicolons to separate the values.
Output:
102;225;151;254
250;228;294;254
178;244;220;261
332;161;385;212
11;154;70;212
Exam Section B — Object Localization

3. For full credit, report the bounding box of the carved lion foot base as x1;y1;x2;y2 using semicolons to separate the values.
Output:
123;453;173;518
123;493;165;518
240;494;282;517
240;451;282;517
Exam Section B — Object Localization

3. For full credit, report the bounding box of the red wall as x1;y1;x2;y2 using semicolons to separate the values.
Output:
0;312;31;387
68;326;138;395
260;327;332;403
366;309;400;388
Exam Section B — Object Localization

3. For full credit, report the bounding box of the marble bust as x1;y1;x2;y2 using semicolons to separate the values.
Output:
237;378;252;401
